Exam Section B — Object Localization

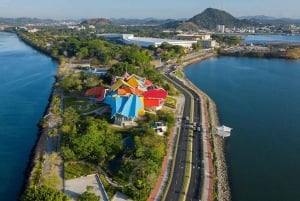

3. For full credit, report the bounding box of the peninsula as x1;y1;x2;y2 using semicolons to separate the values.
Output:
1;6;298;201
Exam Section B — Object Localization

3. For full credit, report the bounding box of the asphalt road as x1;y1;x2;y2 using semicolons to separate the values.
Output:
164;72;204;201
186;90;203;201
164;73;192;201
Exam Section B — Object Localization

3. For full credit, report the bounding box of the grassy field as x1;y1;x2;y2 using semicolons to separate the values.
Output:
173;70;184;79
64;96;101;113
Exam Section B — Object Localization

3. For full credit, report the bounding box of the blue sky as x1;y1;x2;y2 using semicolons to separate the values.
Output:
0;0;299;19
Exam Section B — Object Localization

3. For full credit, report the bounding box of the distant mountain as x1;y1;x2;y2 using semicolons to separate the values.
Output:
188;8;257;30
0;17;58;26
239;15;277;21
81;18;113;27
111;18;179;26
239;15;300;25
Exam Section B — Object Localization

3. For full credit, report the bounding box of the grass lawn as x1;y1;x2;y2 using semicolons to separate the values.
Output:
64;162;98;180
64;96;102;113
173;70;184;78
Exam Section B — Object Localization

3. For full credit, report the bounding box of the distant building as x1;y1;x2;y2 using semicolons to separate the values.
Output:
85;68;109;77
177;33;211;41
27;28;40;33
88;25;96;29
216;25;225;33
198;40;218;48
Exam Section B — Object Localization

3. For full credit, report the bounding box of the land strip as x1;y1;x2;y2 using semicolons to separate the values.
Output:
182;70;231;201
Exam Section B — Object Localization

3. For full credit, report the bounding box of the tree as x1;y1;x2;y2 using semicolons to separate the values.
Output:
83;74;102;89
21;185;70;201
77;47;89;59
192;42;202;51
77;191;99;201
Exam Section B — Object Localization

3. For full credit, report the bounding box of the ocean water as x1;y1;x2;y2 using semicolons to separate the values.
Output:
185;56;300;201
243;34;300;44
0;32;57;201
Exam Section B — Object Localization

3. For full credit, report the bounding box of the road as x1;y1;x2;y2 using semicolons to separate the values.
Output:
164;71;206;201
186;90;203;201
164;73;193;201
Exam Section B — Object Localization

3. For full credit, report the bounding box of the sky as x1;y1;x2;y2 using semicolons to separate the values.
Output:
0;0;300;20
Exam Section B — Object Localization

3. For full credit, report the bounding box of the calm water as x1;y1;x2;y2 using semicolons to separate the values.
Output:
185;57;300;201
244;34;300;44
0;32;57;200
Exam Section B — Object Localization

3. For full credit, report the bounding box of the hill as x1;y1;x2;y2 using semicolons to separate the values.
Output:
81;18;113;27
239;15;300;25
0;17;58;26
188;8;257;30
111;18;178;26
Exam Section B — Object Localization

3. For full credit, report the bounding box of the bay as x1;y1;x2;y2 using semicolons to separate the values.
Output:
0;32;57;201
243;34;300;44
185;56;300;201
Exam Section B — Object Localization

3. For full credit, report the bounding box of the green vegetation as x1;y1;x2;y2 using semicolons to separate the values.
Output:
21;185;70;201
18;25;182;201
165;96;177;108
64;97;100;113
173;70;184;78
98;174;117;199
78;190;100;201
58;72;103;93
212;34;242;46
153;42;185;62
40;153;63;189
64;162;98;180
61;114;123;163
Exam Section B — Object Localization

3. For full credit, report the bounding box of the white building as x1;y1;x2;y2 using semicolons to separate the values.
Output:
27;28;40;33
97;33;197;48
177;33;212;40
216;25;225;33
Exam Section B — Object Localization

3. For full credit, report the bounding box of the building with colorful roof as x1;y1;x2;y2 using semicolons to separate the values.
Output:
85;86;109;102
88;73;168;126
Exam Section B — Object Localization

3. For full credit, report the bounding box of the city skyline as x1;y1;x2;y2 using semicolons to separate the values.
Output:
0;0;300;20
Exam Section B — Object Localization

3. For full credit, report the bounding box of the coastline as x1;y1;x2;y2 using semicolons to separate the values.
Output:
19;62;63;200
15;28;230;201
179;52;231;201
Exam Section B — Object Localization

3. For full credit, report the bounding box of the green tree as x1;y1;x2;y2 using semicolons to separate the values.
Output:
77;191;99;201
21;185;70;201
192;42;201;51
77;47;89;59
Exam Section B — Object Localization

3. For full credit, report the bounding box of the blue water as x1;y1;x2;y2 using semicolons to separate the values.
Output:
185;57;300;201
0;32;57;201
244;34;300;44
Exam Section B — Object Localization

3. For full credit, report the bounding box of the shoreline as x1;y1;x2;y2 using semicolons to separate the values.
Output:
179;52;231;201
15;28;230;200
